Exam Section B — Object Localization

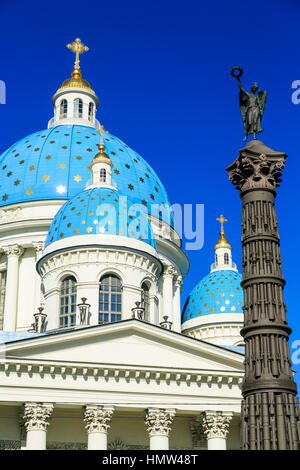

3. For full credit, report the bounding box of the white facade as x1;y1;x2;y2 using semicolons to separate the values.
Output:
0;47;245;450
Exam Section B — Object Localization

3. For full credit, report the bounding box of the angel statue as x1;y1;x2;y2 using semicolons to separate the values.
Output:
231;67;267;142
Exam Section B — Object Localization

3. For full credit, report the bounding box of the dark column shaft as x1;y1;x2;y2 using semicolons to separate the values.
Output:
227;141;300;450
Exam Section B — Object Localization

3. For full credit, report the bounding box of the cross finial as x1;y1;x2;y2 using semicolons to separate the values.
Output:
216;214;228;234
66;38;89;71
96;124;109;145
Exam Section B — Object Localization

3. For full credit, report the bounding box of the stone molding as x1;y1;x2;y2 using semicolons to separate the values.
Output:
23;402;54;432
201;411;233;439
3;244;24;258
39;247;160;282
83;405;114;434
0;207;22;224
0;358;244;386
145;408;176;437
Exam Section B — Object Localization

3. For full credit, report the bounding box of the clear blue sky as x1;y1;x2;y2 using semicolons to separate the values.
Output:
1;0;300;389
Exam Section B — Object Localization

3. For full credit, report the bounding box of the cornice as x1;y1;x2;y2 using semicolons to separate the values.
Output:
0;357;244;387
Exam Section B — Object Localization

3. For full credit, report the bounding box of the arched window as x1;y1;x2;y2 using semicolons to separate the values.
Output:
60;99;68;118
74;98;83;118
59;276;77;327
99;274;122;324
88;102;94;121
141;282;150;321
224;253;229;265
100;168;106;183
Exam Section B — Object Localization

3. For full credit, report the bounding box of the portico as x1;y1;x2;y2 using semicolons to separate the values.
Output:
0;319;243;450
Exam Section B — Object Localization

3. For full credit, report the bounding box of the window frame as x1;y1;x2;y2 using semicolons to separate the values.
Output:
141;282;150;321
99;274;122;324
59;276;77;328
60;99;68;119
74;98;83;118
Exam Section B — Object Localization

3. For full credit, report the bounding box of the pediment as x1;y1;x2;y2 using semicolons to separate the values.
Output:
3;320;244;373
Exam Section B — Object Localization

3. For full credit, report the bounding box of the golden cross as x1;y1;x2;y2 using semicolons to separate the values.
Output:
66;38;89;70
216;214;228;232
96;124;109;145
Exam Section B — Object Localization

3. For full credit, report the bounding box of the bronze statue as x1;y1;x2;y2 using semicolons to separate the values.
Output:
231;67;267;141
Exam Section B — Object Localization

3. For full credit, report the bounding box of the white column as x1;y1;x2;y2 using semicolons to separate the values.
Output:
149;295;158;325
23;403;53;450
145;408;176;450
32;242;44;311
173;275;183;333
122;285;142;320
162;266;175;326
84;405;114;450
3;245;24;331
76;282;99;325
201;411;233;450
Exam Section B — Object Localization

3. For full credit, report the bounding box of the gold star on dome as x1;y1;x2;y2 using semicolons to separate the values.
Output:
29;165;35;171
42;175;50;182
59;163;66;169
74;175;82;182
73;229;79;234
26;188;33;196
86;227;93;233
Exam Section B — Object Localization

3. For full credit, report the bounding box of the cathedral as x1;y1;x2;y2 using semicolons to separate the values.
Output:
0;39;245;451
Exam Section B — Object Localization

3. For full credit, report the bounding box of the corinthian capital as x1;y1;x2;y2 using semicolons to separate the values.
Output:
32;241;44;257
23;402;53;432
83;405;114;434
145;408;176;437
3;244;24;258
163;265;176;278
175;275;183;288
226;141;287;193
201;411;232;439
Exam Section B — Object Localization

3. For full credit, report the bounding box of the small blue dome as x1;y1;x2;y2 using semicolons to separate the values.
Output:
0;125;173;226
182;270;243;323
45;187;156;249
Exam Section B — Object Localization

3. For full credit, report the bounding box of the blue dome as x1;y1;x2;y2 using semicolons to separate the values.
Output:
0;124;173;225
182;270;243;323
45;187;156;249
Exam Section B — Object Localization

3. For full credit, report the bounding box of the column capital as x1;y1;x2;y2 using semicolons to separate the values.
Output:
23;402;53;432
163;265;176;278
226;145;286;193
32;241;44;257
201;411;233;440
145;408;176;437
3;244;24;258
83;405;114;434
174;275;183;288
